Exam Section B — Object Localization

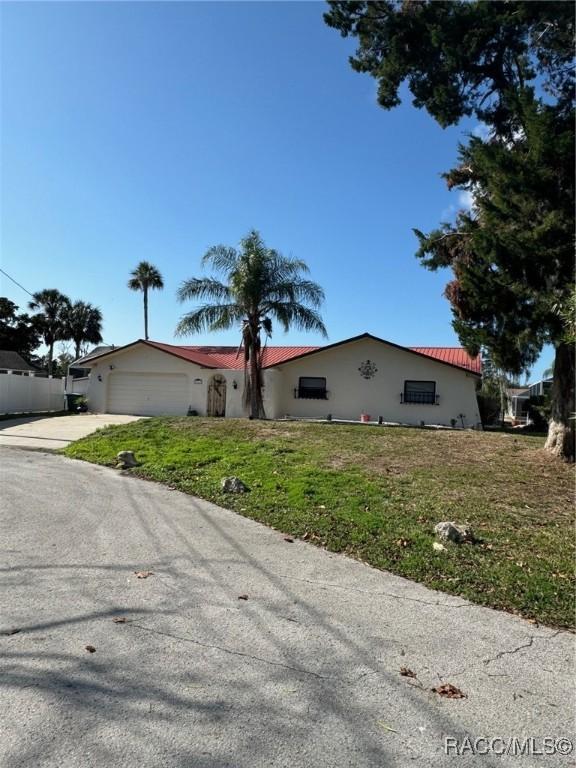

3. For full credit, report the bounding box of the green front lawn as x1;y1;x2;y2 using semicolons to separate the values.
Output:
64;418;575;628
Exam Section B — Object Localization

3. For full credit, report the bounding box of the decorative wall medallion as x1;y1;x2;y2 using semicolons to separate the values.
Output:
358;360;378;379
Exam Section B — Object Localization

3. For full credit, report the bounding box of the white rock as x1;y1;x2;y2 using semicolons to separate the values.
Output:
434;521;474;544
116;451;139;469
221;477;249;493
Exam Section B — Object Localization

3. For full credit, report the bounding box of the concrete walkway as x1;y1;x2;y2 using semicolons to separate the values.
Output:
0;448;573;767
0;413;141;449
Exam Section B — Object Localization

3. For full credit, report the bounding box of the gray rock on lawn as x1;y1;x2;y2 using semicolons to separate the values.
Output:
434;521;475;544
221;477;249;494
116;451;140;469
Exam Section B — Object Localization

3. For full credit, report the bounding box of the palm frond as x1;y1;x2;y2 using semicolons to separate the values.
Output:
261;317;273;337
267;251;310;280
201;246;239;275
28;289;71;314
177;278;232;303
175;303;243;336
264;279;325;308
267;302;328;337
127;277;142;291
64;301;103;348
176;231;327;366
128;261;164;290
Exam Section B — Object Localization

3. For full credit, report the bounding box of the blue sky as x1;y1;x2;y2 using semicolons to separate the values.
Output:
0;1;551;378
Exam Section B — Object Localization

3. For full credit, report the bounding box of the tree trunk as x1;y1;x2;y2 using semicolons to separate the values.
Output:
544;342;575;462
47;341;54;377
249;347;266;419
74;342;81;360
249;350;258;418
144;287;149;340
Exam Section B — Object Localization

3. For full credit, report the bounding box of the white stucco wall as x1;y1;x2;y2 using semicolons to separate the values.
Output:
264;338;481;427
86;344;247;417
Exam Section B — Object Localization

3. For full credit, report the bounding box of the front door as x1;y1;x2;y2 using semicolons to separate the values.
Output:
207;374;227;417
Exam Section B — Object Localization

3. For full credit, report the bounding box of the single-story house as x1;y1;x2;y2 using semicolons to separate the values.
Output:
74;332;482;427
0;350;41;375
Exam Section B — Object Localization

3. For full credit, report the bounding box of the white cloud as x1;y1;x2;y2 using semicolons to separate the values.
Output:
458;190;474;211
440;203;457;222
440;188;476;221
472;123;492;141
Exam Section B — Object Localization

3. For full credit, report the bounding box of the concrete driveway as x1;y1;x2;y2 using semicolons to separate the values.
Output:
0;413;141;449
0;448;573;768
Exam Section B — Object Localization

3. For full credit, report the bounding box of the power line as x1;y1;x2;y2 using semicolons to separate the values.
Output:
0;268;35;298
0;267;115;347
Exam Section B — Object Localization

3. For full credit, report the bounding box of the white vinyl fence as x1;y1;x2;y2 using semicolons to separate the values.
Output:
66;376;89;395
0;373;65;414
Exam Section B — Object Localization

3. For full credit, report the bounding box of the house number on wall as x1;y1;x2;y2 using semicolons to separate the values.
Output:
358;360;378;379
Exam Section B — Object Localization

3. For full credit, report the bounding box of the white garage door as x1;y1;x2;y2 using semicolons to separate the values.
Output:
106;373;188;416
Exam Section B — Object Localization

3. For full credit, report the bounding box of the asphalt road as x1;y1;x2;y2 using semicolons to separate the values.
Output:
0;447;573;768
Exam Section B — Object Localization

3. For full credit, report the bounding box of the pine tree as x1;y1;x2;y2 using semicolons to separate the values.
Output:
325;0;575;459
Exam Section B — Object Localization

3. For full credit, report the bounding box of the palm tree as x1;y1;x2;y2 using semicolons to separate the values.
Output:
127;261;164;340
28;289;71;376
64;301;104;360
176;229;327;418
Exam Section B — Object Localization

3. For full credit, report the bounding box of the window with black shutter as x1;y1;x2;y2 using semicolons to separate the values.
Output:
297;377;327;399
402;380;437;404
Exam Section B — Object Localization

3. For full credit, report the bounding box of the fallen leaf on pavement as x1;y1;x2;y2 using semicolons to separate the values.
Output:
238;594;249;601
134;571;154;579
400;667;417;678
112;617;128;623
377;721;399;734
431;683;466;699
85;645;96;653
283;537;294;543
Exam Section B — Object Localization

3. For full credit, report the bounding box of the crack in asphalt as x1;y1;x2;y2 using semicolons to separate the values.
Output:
482;630;563;666
128;621;331;681
129;622;434;692
272;573;471;609
435;630;566;680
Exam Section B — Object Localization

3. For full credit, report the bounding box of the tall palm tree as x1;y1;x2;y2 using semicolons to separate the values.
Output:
176;230;327;418
28;289;71;376
64;301;104;360
128;261;164;340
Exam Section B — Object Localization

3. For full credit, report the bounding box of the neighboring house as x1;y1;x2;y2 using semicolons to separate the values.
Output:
67;346;117;395
79;333;482;427
0;350;41;375
505;377;553;425
505;387;530;424
69;346;117;379
527;377;553;398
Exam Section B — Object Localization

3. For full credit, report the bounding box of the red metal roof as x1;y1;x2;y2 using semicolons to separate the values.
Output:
409;347;482;374
145;342;319;369
143;339;480;374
